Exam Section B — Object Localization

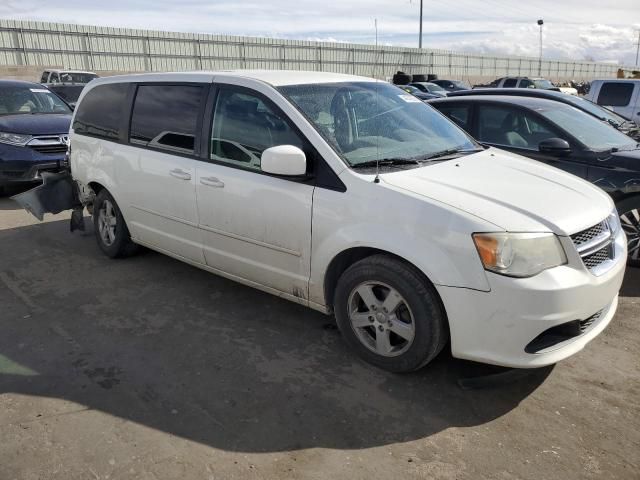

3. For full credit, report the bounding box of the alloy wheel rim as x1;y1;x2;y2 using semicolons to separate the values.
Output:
347;281;415;357
620;209;640;261
98;200;117;247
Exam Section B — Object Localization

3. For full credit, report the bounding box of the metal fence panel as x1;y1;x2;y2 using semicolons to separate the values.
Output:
0;19;633;81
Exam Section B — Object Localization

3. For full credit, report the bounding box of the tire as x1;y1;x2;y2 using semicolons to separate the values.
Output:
412;74;428;83
333;254;448;372
93;189;139;258
616;196;640;267
392;73;412;85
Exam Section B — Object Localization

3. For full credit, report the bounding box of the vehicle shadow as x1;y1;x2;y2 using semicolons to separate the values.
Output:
0;218;552;453
620;266;640;298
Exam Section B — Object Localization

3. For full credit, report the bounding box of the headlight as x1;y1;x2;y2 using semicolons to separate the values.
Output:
608;209;621;236
472;232;567;278
0;131;32;146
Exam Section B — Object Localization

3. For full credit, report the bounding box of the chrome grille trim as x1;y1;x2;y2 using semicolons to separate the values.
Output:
27;135;69;155
570;219;615;274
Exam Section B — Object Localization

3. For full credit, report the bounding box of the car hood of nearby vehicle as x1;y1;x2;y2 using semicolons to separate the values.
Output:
0;113;72;136
381;147;612;235
606;148;640;170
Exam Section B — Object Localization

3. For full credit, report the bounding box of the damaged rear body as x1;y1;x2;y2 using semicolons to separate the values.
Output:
11;170;92;232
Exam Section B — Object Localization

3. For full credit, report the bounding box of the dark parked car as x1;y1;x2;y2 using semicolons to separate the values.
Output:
446;88;639;140
431;79;471;92
45;84;85;109
0;80;71;193
430;95;640;264
399;85;439;101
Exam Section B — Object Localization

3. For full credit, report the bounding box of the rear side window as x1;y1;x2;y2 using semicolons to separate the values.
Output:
130;84;204;154
597;83;634;107
503;78;518;88
40;72;49;83
73;83;129;140
436;104;471;130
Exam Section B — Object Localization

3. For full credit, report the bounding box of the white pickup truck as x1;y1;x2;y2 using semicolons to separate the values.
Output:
586;79;640;126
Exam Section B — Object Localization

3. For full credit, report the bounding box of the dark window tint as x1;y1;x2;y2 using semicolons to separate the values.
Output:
477;104;558;149
40;72;49;83
436;105;471;130
597;83;634;107
503;78;518;88
518;79;533;88
130;84;204;154
211;89;305;171
73;83;129;140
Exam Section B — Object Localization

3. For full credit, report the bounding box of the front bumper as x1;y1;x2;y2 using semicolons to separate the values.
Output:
438;230;627;368
0;142;66;186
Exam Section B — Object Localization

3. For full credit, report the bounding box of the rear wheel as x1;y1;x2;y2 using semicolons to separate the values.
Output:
334;255;448;372
93;189;139;258
616;197;640;267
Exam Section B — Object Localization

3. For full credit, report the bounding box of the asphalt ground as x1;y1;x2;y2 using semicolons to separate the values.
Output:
0;194;638;479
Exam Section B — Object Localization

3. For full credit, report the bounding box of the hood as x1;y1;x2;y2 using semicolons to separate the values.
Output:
381;148;612;235
0;114;72;136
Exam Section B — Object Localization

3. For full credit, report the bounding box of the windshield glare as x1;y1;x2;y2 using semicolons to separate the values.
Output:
0;86;71;115
426;83;445;92
279;82;477;167
538;104;636;151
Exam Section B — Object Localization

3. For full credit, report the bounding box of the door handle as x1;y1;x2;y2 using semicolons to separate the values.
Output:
170;168;191;180
200;176;225;188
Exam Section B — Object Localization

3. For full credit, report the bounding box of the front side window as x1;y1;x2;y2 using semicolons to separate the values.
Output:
211;89;305;171
537;103;636;151
73;83;129;140
533;79;555;89
597;83;634;107
476;104;560;149
279;82;477;167
0;85;70;116
518;79;533;88
130;84;204;154
503;78;518;88
40;72;49;83
50;73;59;84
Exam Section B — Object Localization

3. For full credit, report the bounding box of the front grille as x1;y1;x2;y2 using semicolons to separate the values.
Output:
571;222;605;247
26;135;68;156
29;144;68;154
579;309;603;333
582;245;612;270
570;219;614;274
525;308;605;353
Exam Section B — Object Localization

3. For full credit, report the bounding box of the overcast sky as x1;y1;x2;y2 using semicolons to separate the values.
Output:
2;0;639;65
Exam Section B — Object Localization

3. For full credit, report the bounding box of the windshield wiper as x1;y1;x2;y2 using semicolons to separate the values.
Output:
352;158;420;169
420;148;481;161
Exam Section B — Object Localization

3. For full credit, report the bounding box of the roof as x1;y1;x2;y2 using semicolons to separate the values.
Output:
44;69;97;74
88;70;378;87
429;95;577;110
0;79;48;88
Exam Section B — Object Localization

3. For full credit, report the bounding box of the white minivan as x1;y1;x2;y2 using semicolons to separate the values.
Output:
66;71;626;372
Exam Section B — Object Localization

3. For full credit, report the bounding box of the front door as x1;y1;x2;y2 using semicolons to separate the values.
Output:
195;86;314;299
121;83;208;263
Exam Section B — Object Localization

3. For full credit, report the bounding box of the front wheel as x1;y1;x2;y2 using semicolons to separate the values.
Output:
93;189;139;258
333;255;448;373
616;197;640;267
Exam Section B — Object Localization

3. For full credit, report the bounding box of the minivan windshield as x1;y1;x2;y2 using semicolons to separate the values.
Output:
279;82;478;167
0;86;71;115
537;103;637;151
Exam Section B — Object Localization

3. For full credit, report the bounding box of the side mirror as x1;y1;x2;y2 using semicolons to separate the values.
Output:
539;138;571;156
261;145;307;176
